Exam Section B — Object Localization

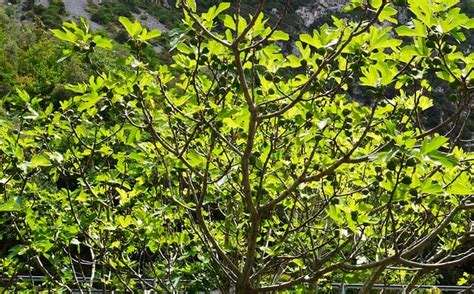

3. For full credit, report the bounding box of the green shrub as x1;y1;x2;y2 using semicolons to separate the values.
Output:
33;0;67;28
90;0;140;25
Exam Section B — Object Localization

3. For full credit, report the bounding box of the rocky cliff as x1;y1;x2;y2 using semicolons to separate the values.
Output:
3;0;349;31
296;0;348;27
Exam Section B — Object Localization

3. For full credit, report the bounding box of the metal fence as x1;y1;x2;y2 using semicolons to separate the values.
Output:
2;276;473;293
331;283;473;293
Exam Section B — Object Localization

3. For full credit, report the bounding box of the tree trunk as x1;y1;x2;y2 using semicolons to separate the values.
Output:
359;265;387;294
235;282;257;294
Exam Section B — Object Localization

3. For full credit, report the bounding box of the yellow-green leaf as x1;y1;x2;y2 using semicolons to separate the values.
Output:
119;16;142;38
30;155;52;168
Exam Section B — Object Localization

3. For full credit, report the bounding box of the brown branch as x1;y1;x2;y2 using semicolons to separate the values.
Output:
179;0;231;47
359;265;387;293
400;253;474;269
258;1;388;120
233;0;265;46
260;99;378;214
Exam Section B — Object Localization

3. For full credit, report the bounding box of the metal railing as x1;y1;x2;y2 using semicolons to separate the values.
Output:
2;276;473;293
331;283;473;293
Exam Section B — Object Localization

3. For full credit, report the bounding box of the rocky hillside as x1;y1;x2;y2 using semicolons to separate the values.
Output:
1;0;349;32
295;0;347;27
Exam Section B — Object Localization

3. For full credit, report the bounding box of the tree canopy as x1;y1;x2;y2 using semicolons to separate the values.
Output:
0;0;473;292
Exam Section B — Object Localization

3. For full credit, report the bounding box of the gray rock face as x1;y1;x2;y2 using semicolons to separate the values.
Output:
142;0;169;7
21;0;167;32
62;0;103;30
8;0;347;32
132;13;169;33
296;0;348;27
37;0;49;6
